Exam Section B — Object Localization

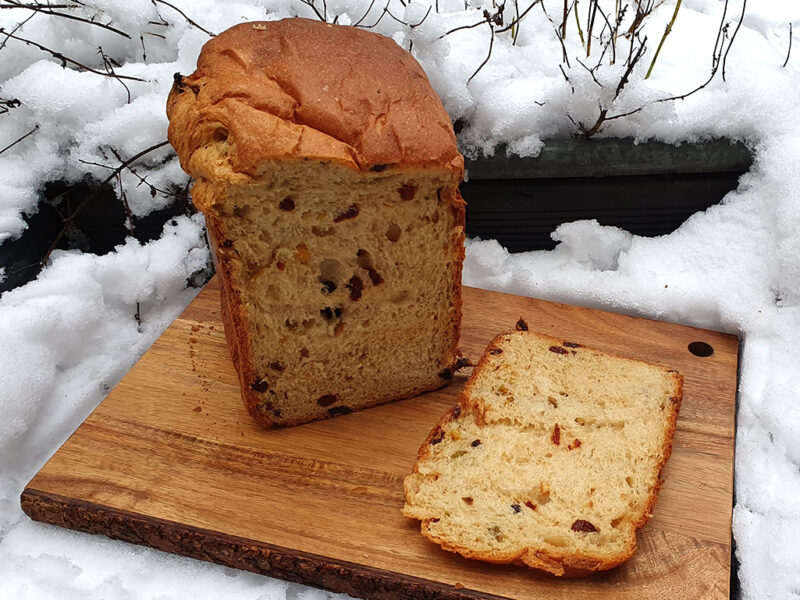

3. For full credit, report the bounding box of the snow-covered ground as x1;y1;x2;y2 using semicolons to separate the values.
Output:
1;0;799;598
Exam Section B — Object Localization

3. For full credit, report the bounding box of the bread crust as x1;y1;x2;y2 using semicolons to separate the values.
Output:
169;20;465;427
404;328;684;577
167;18;464;182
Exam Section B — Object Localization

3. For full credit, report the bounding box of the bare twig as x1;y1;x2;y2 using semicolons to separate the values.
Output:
0;1;131;38
721;0;745;81
0;125;38;155
496;0;542;34
579;35;647;136
152;0;215;36
0;10;35;52
352;0;378;27
468;26;495;83
79;153;190;201
574;0;585;48
646;0;681;78
0;28;145;82
576;57;602;86
0;97;22;115
782;22;792;68
98;45;132;102
115;170;135;236
298;0;326;22
41;141;170;266
585;0;598;56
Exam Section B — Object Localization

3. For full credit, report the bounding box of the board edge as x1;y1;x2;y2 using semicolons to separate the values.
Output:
20;488;512;600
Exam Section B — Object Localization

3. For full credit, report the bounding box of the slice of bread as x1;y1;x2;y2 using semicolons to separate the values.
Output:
166;19;465;426
402;324;683;576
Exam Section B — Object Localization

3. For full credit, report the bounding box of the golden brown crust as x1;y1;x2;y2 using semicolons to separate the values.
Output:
167;18;464;181
405;326;684;577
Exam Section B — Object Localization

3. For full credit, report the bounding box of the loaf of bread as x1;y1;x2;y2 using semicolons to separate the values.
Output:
166;19;465;426
403;324;683;576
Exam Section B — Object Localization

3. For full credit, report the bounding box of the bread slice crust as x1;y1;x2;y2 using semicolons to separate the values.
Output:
403;328;683;577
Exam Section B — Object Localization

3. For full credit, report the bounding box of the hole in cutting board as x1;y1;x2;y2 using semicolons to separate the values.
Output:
688;341;714;357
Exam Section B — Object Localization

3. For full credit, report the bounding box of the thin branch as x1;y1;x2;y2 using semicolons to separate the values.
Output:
0;125;38;155
0;10;35;52
79;154;190;201
721;0;745;81
352;0;377;27
645;0;681;78
443;17;491;37
41;141;170;266
0;1;131;38
0;28;145;82
585;0;598;56
782;22;792;68
298;0;326;22
152;0;215;36
574;0;585;48
468;26;495;83
496;0;542;34
98;45;132;103
576;57;602;86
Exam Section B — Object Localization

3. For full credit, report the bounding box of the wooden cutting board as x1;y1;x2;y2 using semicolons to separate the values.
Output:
22;276;738;599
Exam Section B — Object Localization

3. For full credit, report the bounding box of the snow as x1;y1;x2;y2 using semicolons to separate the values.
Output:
1;0;799;598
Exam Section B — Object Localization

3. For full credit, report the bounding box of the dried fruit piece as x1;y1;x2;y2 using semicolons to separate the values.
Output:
294;243;310;264
470;439;481;447
347;276;363;301
333;204;359;222
462;497;474;505
524;501;537;511
549;346;569;355
515;319;529;331
399;184;417;201
430;429;445;445
317;394;339;407
489;348;503;355
268;361;285;372
551;424;561;446
568;439;582;450
327;406;352;417
368;268;383;285
571;519;598;533
563;341;581;348
511;504;522;513
278;197;295;211
250;379;269;393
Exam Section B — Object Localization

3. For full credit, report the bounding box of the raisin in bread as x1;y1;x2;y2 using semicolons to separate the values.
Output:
167;19;465;426
402;325;683;576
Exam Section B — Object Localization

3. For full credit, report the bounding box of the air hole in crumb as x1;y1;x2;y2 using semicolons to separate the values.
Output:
319;258;345;285
299;348;309;358
213;128;229;143
688;341;714;357
279;197;295;211
385;222;402;242
312;225;334;237
356;249;374;270
233;205;252;219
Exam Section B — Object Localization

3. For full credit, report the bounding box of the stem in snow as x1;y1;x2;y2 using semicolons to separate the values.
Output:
645;0;682;79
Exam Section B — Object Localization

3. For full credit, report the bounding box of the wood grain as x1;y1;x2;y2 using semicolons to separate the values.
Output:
22;277;738;599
